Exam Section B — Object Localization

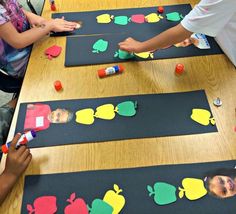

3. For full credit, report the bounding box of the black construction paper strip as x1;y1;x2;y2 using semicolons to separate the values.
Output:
52;5;191;36
22;160;236;213
49;5;203;37
57;4;222;66
65;32;222;66
15;90;217;148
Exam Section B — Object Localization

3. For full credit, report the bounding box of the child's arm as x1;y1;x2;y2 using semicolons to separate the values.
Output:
0;18;77;49
22;9;46;27
0;134;32;205
119;23;193;53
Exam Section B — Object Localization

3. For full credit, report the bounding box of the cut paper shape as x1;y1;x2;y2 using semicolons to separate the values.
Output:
75;108;95;125
178;178;207;200
45;45;62;60
147;182;177;205
95;104;116;120
166;12;184;21
114;16;129;25
27;196;57;214
134;52;154;59
191;109;215;126
130;14;145;23
103;184;125;214
115;101;137;116
96;14;113;23
64;193;88;214
92;39;109;53
114;49;134;60
75;101;137;125
145;13;163;23
88;199;113;214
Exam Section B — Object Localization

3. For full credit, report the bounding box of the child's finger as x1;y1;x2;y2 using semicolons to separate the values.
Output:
15;145;27;156
23;154;32;168
9;133;21;152
19;148;31;162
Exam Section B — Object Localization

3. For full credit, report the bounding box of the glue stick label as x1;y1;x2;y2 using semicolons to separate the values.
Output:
105;67;116;75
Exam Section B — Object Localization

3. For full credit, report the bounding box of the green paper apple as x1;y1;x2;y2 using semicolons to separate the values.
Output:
92;39;109;53
88;198;113;214
114;49;134;60
147;182;177;205
115;101;137;116
166;12;184;21
114;16;129;25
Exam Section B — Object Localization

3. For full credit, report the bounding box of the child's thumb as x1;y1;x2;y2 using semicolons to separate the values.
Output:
9;133;21;151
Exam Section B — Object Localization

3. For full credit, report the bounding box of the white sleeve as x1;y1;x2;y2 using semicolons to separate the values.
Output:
181;0;236;37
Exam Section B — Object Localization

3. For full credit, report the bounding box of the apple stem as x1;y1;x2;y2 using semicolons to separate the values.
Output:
114;107;118;113
67;199;72;203
116;189;123;194
87;205;91;211
149;191;154;197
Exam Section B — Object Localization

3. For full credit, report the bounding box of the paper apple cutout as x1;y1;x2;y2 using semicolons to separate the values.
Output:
134;51;154;59
75;108;95;125
115;101;137;116
92;39;109;53
114;49;134;60
191;109;215;126
96;14;113;23
88;198;113;214
178;178;207;200
145;13;163;23
103;184;126;214
166;12;183;21
130;14;145;23
45;45;62;60
147;182;177;205
114;16;129;25
27;196;57;214
64;193;88;214
95;104;116;120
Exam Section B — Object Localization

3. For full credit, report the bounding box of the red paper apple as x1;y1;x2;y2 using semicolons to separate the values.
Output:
45;45;62;60
27;196;57;214
64;193;89;214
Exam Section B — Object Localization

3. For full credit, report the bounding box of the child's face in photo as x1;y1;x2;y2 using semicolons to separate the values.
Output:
49;109;70;123
209;176;236;198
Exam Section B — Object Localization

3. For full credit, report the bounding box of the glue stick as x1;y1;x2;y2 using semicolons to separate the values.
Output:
98;65;124;78
1;130;36;154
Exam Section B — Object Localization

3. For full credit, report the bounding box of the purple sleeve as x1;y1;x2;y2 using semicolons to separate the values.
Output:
0;4;10;25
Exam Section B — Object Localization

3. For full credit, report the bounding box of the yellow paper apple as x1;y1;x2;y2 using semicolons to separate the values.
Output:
96;14;113;23
134;52;154;59
75;108;95;125
178;178;207;200
145;13;163;23
103;184;125;214
95;104;116;120
190;108;215;126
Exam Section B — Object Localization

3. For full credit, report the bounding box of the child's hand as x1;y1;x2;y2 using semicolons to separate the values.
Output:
119;37;144;53
3;133;32;179
48;17;77;32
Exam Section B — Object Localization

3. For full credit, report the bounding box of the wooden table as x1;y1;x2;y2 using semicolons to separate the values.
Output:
1;0;236;212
